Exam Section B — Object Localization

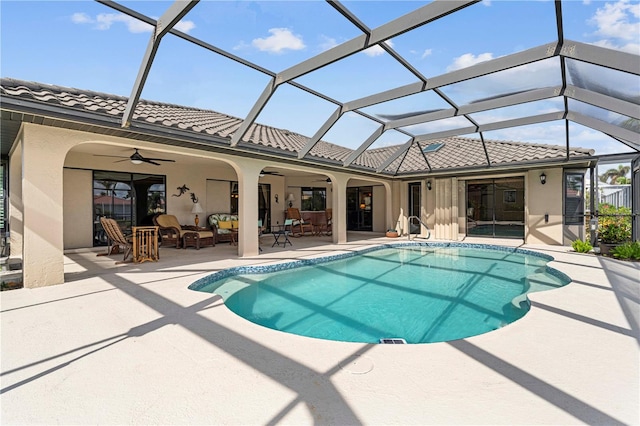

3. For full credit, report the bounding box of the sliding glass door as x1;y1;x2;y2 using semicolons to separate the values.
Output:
467;177;524;238
93;171;166;246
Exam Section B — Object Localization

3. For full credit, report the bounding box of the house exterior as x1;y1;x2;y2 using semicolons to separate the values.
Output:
0;78;601;288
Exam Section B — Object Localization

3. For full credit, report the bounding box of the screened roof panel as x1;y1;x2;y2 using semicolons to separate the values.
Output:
469;98;565;126
292;49;420;103
183;1;364;73
143;34;272;118
438;57;563;106
565;59;640;105
321;111;381;150
570;99;639;134
358;90;450;123
385;1;559;79
1;0;638;172
400;115;473;136
567;122;637;156
254;84;338;141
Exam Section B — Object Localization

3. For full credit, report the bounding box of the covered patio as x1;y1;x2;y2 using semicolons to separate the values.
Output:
1;234;638;424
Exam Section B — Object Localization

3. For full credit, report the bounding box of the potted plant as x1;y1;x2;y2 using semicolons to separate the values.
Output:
598;204;631;255
386;228;399;238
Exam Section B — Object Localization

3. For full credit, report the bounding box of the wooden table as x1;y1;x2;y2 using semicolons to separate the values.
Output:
132;226;159;263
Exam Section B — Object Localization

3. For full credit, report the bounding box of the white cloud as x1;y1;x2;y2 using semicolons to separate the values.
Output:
252;28;305;54
446;52;494;71
589;0;640;50
318;35;339;52
482;0;492;6
363;40;394;57
174;20;196;33
71;12;195;34
71;13;92;24
421;48;433;59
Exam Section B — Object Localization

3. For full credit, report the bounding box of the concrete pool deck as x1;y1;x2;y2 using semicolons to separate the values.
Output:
1;234;638;425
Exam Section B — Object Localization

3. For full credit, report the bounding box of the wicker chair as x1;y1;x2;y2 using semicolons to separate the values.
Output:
286;208;313;236
207;213;238;244
98;217;133;263
154;214;214;249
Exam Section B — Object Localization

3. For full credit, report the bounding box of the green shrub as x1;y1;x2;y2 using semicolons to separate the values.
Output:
610;242;640;260
572;239;593;253
598;204;632;244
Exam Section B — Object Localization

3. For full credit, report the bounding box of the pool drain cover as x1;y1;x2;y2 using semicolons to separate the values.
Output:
379;338;407;344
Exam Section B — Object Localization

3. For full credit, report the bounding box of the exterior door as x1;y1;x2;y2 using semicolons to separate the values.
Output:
346;187;373;231
467;177;524;238
408;182;421;234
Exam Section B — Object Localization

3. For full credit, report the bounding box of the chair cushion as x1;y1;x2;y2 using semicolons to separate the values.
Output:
218;221;232;229
156;214;181;229
208;213;239;235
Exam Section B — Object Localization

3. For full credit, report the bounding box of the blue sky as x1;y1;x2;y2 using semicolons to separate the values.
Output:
1;0;638;158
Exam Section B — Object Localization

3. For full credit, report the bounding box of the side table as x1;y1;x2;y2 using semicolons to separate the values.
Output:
132;226;159;263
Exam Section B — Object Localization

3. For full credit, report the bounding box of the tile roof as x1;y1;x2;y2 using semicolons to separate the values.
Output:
1;78;594;174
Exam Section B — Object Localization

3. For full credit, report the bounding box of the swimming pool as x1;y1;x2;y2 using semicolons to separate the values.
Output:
189;243;571;344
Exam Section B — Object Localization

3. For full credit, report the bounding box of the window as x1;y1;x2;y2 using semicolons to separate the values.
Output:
565;172;585;225
93;171;166;246
301;187;326;211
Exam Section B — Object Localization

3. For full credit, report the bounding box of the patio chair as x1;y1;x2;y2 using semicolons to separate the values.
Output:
154;214;214;249
286;208;313;236
98;217;133;263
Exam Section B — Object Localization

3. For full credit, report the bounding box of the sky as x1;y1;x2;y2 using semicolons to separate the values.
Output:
1;0;638;161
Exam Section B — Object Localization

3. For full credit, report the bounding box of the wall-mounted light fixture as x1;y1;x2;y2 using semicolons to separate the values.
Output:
427;181;432;190
274;194;279;203
540;172;547;185
287;193;295;208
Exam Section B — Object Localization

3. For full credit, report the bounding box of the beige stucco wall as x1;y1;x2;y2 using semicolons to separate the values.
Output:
63;169;93;249
372;185;385;232
434;177;459;240
526;168;563;245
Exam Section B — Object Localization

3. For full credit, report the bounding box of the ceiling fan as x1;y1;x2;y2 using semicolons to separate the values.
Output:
313;177;332;184
94;148;176;166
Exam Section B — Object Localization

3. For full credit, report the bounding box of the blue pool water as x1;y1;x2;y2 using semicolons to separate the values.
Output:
189;243;571;344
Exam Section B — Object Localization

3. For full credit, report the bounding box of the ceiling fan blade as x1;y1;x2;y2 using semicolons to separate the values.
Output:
93;154;129;159
144;158;176;162
143;159;161;166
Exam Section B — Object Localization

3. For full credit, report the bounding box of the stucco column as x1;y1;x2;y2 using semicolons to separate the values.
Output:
332;176;347;244
8;135;23;259
237;164;261;257
20;124;77;287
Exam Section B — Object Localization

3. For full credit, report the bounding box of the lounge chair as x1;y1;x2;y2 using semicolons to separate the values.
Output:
154;214;214;249
286;208;313;236
98;217;133;263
